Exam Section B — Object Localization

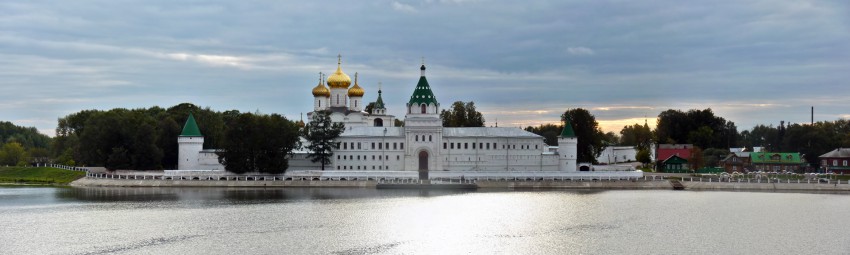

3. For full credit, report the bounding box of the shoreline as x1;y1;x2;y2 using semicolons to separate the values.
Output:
69;177;850;192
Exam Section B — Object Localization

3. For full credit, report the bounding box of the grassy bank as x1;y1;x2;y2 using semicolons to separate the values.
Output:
0;167;86;185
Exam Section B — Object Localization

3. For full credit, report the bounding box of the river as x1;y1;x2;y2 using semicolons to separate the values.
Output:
1;186;849;254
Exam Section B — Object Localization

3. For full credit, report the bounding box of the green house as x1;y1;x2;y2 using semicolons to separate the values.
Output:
750;152;805;172
662;155;689;173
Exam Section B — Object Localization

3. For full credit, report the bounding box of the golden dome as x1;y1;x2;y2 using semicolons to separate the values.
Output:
348;72;364;97
327;55;351;89
311;72;330;97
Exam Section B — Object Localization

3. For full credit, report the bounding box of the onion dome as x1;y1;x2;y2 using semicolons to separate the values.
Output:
311;72;330;97
348;72;364;97
327;55;351;89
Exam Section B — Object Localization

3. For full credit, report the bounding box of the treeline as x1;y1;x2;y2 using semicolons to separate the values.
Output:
525;107;850;168
0;121;52;166
53;103;302;171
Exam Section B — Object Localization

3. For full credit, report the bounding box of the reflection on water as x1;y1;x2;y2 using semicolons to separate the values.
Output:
2;187;850;254
55;187;477;203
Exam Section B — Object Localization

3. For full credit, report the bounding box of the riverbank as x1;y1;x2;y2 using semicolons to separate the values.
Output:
0;167;86;185
70;177;850;192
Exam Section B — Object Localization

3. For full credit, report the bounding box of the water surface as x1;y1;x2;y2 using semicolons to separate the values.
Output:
1;187;848;254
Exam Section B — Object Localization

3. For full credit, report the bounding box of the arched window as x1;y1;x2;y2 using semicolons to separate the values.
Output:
421;104;427;113
429;135;432;141
336;95;339;105
355;100;358;108
318;101;321;107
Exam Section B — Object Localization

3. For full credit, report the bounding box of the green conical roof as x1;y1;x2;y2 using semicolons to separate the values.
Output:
180;113;203;137
560;118;576;137
408;76;438;106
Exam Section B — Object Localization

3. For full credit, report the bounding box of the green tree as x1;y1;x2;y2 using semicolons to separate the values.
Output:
394;119;404;127
364;102;376;114
620;122;653;151
302;111;345;170
562;108;605;164
0;142;29;166
524;124;563;146
655;108;737;148
440;101;485;127
217;113;300;174
636;148;652;165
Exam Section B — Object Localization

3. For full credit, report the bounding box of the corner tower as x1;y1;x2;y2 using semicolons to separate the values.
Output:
558;118;578;172
312;72;330;111
348;73;364;111
178;113;204;170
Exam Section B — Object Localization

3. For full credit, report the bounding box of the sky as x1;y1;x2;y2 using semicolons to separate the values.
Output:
1;0;848;137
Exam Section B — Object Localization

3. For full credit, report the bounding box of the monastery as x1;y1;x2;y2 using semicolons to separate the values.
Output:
177;57;583;177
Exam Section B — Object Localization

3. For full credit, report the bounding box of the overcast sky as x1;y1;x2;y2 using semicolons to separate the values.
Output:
2;0;848;136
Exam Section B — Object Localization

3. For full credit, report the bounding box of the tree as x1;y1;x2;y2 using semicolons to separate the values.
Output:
524;124;563;146
0;142;29;166
689;146;704;171
364;102;376;114
302;110;345;170
440;101;485;127
620;122;653;151
217;113;300;174
702;148;729;168
655;108;737;148
394;119;404;127
636;148;652;165
602;131;619;146
562;108;605;164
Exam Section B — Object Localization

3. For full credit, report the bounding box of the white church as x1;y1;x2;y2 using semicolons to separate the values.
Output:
178;57;587;178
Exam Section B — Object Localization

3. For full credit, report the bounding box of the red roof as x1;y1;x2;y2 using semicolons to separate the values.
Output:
657;144;693;161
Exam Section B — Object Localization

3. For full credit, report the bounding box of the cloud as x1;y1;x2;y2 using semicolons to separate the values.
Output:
392;1;417;12
567;47;595;55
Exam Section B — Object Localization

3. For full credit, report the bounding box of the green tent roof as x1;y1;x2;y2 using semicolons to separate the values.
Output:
408;75;438;106
180;113;203;137
751;152;803;164
375;89;386;109
559;118;576;137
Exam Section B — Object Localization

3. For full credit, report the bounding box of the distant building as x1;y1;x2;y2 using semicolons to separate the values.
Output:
656;144;693;172
750;152;806;172
819;148;850;173
718;147;764;173
596;146;637;164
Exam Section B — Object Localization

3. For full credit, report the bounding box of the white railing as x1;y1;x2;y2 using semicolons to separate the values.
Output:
51;164;88;172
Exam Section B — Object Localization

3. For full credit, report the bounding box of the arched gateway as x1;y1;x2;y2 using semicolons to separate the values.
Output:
418;150;429;180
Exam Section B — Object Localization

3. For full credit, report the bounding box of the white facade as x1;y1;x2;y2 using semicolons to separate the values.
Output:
177;136;203;170
596;146;638;164
178;61;581;174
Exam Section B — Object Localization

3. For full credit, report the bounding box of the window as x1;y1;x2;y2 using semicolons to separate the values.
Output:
401;143;404;149
397;155;400;160
372;155;375;160
379;143;382;150
487;143;490;150
394;143;397;150
429;135;432;142
337;155;340;160
318;101;321;107
372;166;375;170
415;135;419;142
834;160;839;166
444;143;447;149
337;166;340;170
421;104;427;113
732;166;737;171
473;143;476;149
358;143;361;149
845;160;848;166
343;143;347;150
386;143;389;149
451;143;454;149
372;143;375;149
